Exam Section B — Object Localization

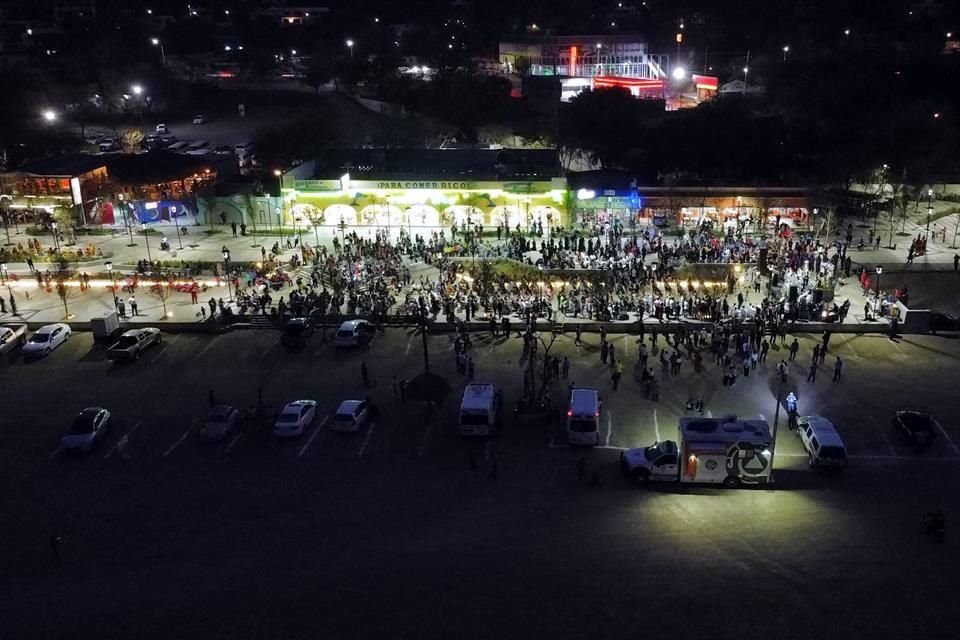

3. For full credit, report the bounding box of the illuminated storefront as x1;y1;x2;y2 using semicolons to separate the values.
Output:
281;150;567;233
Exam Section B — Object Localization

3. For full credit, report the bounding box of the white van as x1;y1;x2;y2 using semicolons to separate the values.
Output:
567;387;601;446
796;415;848;471
458;383;502;436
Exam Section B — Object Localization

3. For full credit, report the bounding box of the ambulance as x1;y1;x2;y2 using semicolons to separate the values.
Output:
458;383;502;436
620;416;773;488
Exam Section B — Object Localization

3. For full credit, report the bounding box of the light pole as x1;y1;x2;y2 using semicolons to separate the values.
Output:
875;265;883;298
50;221;61;256
346;39;355;59
174;215;184;249
105;261;118;311
742;66;749;91
782;45;789;62
222;249;232;301
926;188;933;238
273;169;284;232
142;223;153;263
151;38;166;65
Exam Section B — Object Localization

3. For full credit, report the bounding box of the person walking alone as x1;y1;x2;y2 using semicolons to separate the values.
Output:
789;338;799;361
807;361;818;383
833;357;843;382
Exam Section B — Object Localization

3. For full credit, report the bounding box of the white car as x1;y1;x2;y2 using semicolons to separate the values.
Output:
23;323;72;359
273;400;317;437
331;400;371;432
334;319;374;348
0;323;28;355
199;405;240;443
61;407;111;452
155;123;169;134
107;328;162;361
192;114;207;124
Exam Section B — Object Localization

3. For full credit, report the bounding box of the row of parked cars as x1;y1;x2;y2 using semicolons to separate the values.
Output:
280;318;376;350
1;323;72;359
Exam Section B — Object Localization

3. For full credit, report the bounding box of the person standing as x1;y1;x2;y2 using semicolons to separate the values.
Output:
117;297;126;318
954;253;959;271
600;340;609;364
833;357;843;382
789;338;799;361
608;343;616;367
575;324;582;346
612;361;623;389
231;221;238;237
807;361;818;383
812;343;820;364
561;356;570;379
760;339;769;363
128;295;138;316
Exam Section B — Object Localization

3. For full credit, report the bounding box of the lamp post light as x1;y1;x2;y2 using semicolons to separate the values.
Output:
782;45;789;61
142;223;152;263
926;188;934;237
742;66;749;91
222;249;232;301
42;109;57;123
105;261;118;311
875;265;883;298
151;38;166;65
346;39;354;59
50;221;61;256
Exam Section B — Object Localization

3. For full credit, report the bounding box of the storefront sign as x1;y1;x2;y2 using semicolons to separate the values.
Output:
293;179;341;191
373;181;475;190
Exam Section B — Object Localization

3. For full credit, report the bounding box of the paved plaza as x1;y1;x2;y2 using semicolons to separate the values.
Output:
2;327;960;639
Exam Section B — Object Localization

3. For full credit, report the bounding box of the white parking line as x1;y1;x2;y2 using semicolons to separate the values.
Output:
164;422;195;457
653;408;661;442
194;336;219;360
404;334;415;356
843;338;860;358
888;338;905;355
358;422;377;456
875;420;898;456
418;420;434;457
298;415;329;457
104;420;143;460
604;411;613;447
225;433;242;453
933;418;960;456
48;446;62;460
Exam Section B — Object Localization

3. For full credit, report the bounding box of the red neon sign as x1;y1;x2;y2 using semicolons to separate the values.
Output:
593;76;664;90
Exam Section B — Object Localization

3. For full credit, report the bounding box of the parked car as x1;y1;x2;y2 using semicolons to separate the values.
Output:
234;141;252;156
22;323;72;359
98;139;118;152
0;323;27;355
61;407;111;452
796;415;848;471
331;400;371;432
334;319;374;348
931;312;960;333
192;114;207;124
213;145;233;155
893;408;937;449
199;405;240;443
107;328;162;362
280;318;314;349
273;400;317;437
155;123;169;134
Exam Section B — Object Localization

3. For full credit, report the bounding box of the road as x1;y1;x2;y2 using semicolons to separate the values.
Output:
2;328;959;639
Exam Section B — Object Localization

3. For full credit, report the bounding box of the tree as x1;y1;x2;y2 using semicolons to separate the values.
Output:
301;54;334;94
147;275;175;318
120;129;144;154
560;88;644;169
54;273;77;319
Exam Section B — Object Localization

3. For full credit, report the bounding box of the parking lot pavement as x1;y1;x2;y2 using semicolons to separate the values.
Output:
5;327;960;639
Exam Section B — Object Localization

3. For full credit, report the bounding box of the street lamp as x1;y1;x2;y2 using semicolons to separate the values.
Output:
672;66;687;81
142;223;153;263
132;84;143;96
42;109;57;123
50;221;61;256
346;39;354;59
222;249;232;301
926;188;933;237
151;38;166;65
105;261;118;311
782;45;790;61
875;265;883;298
742;66;749;90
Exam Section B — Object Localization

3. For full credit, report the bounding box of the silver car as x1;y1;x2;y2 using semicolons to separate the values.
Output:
61;407;111;452
199;405;240;443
